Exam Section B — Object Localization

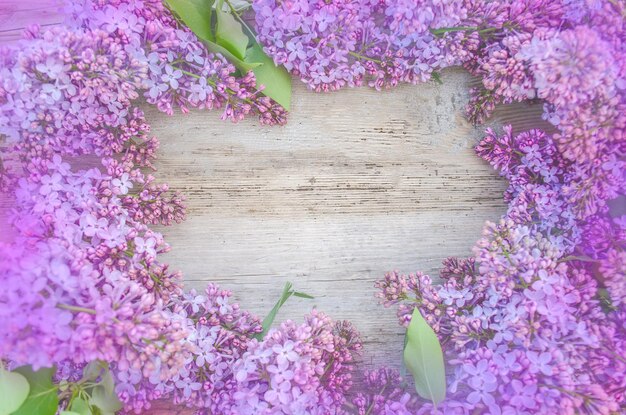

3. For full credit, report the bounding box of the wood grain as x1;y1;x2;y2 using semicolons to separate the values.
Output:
0;1;62;44
0;8;547;377
146;70;547;370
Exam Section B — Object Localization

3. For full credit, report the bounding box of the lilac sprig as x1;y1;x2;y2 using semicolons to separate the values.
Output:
106;286;262;413
0;160;188;376
252;0;466;91
350;368;419;415
67;0;287;125
230;311;362;414
376;125;625;413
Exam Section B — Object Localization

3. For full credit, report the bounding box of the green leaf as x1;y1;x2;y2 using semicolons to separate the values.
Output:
204;40;261;72
246;43;292;110
81;361;102;382
253;282;312;340
89;385;122;415
101;369;115;396
164;0;215;42
60;412;81;415
69;398;92;415
431;71;443;85
293;292;314;299
226;0;251;11
0;368;30;415
215;7;249;60
165;0;258;73
403;308;446;405
12;366;58;415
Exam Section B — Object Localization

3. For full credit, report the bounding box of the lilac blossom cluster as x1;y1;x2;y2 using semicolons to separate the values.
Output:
66;0;287;124
0;16;192;386
350;368;419;414
109;286;263;413
376;126;626;413
254;0;625;214
252;0;466;91
367;3;625;413
456;1;626;219
0;0;326;414
329;2;624;411
0;156;187;372
231;312;361;414
96;288;362;414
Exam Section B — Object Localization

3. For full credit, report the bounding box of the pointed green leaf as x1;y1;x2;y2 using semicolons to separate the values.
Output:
0;369;30;415
256;282;292;340
164;0;215;42
403;308;446;405
253;282;312;340
246;43;292;110
204;40;261;72
81;361;102;382
165;0;258;73
89;385;122;414
101;369;115;396
293;292;314;299
12;366;58;415
69;398;92;415
227;0;251;11
215;8;249;60
431;71;443;85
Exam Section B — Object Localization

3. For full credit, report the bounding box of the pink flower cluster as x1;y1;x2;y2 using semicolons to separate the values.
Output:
107;288;362;414
459;1;625;218
112;286;263;413
0;156;189;386
257;1;625;411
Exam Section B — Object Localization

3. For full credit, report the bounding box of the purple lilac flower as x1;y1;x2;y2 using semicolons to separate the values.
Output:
376;122;625;413
252;0;467;91
66;0;287;125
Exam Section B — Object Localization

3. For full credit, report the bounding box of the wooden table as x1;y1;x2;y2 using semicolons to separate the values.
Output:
1;2;547;373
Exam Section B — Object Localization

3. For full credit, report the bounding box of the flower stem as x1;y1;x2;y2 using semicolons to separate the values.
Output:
364;383;388;415
430;26;500;37
430;26;480;35
348;51;382;64
172;65;257;105
57;303;97;315
558;255;600;264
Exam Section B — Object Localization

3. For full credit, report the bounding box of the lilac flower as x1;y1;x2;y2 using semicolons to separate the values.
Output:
272;340;299;365
525;351;553;376
376;116;624;412
147;79;168;100
509;380;537;410
231;311;361;414
111;173;133;195
351;368;420;415
161;65;183;90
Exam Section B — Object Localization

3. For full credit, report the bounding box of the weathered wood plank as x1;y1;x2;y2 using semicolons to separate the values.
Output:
146;70;542;370
0;5;548;373
0;1;62;44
